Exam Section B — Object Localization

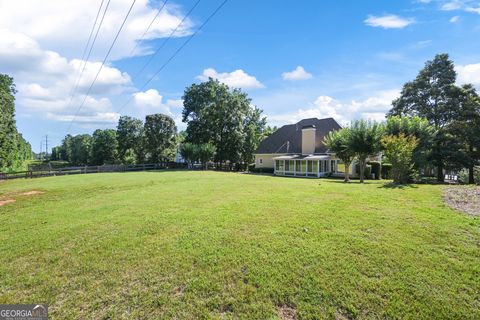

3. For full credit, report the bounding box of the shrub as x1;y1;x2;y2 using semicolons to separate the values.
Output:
381;163;392;179
458;166;480;185
368;161;381;180
250;167;274;174
355;163;372;179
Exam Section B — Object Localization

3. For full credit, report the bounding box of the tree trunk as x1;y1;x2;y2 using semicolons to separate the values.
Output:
437;163;444;183
344;162;350;182
359;159;365;183
469;164;475;184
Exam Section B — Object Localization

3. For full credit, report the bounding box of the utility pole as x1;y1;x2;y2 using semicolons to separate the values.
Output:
45;135;49;161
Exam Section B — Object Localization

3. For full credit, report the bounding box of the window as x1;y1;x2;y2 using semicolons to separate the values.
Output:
259;158;263;164
296;160;306;173
276;160;284;171
285;160;290;171
331;160;335;172
311;160;318;173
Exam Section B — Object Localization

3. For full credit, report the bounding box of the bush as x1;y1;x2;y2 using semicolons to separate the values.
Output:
381;163;392;179
368;161;381;180
458;166;480;185
355;163;372;179
250;167;274;174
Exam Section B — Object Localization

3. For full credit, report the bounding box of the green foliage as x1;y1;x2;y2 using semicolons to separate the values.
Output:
116;116;144;164
347;119;384;183
91;129;118;165
144;114;177;163
458;166;480;185
381;134;419;184
385;116;434;170
180;142;216;169
324;128;356;181
182;78;266;164
66;134;92;165
0;74;32;172
447;84;480;184
196;143;216;169
389;54;462;182
381;163;392;179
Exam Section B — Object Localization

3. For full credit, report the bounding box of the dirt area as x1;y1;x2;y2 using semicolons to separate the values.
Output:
277;305;297;320
0;190;44;207
0;199;16;206
444;186;480;216
20;191;43;196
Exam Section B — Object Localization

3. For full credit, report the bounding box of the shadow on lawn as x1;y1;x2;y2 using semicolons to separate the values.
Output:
379;182;418;189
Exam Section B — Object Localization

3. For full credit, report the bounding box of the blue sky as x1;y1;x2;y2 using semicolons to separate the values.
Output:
1;0;480;152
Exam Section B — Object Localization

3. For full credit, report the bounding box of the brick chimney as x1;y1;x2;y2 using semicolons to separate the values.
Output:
301;125;316;155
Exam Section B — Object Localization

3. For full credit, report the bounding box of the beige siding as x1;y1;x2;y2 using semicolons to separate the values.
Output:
301;128;316;154
254;154;280;168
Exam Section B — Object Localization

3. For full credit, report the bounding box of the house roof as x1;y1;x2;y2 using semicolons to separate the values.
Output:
256;117;342;154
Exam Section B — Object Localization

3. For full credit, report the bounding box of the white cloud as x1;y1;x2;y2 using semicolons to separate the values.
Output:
197;68;264;89
456;63;480;86
133;89;182;116
441;1;463;11
450;15;461;22
46;112;120;124
268;90;400;126
364;14;415;29
281;66;313;81
0;29;132;126
465;6;480;14
0;0;194;61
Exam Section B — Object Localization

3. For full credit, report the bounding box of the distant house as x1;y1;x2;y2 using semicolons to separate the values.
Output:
254;117;347;177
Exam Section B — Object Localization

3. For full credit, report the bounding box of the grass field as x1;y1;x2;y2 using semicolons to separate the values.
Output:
0;171;479;319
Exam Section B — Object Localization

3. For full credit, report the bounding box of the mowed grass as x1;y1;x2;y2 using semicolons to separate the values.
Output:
0;171;479;319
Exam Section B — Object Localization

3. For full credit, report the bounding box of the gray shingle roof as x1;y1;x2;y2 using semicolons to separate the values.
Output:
255;118;342;154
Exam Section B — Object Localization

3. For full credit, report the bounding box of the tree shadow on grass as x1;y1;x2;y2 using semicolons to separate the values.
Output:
379;182;418;189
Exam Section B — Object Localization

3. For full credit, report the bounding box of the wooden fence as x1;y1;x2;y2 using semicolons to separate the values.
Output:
0;162;187;180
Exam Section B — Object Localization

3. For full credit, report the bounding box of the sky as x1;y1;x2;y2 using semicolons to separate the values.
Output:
1;0;480;152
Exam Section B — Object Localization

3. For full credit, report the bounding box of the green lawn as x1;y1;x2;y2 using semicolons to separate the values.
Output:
0;171;478;319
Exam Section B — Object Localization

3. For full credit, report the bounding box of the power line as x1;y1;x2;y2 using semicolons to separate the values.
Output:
65;0;110;117
131;0;201;81
67;0;137;131
116;0;229;115
129;0;169;57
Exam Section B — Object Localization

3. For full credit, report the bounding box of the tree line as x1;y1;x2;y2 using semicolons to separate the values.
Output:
0;74;33;172
53;78;273;168
52;114;177;165
325;54;480;184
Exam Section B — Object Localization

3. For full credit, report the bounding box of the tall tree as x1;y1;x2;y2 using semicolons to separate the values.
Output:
324;128;355;182
347;120;384;183
448;84;480;183
389;53;459;182
116;116;144;163
144;114;177;162
242;107;267;166
0;74;19;170
91;129;118;165
68;134;92;165
182;78;265;165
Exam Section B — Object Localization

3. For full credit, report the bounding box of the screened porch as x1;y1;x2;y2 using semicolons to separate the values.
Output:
273;155;339;178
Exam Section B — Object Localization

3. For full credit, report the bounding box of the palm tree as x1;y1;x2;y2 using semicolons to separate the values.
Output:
347;120;384;183
324;128;355;182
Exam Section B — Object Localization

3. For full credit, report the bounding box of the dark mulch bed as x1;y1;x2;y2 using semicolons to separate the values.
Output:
444;186;480;216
